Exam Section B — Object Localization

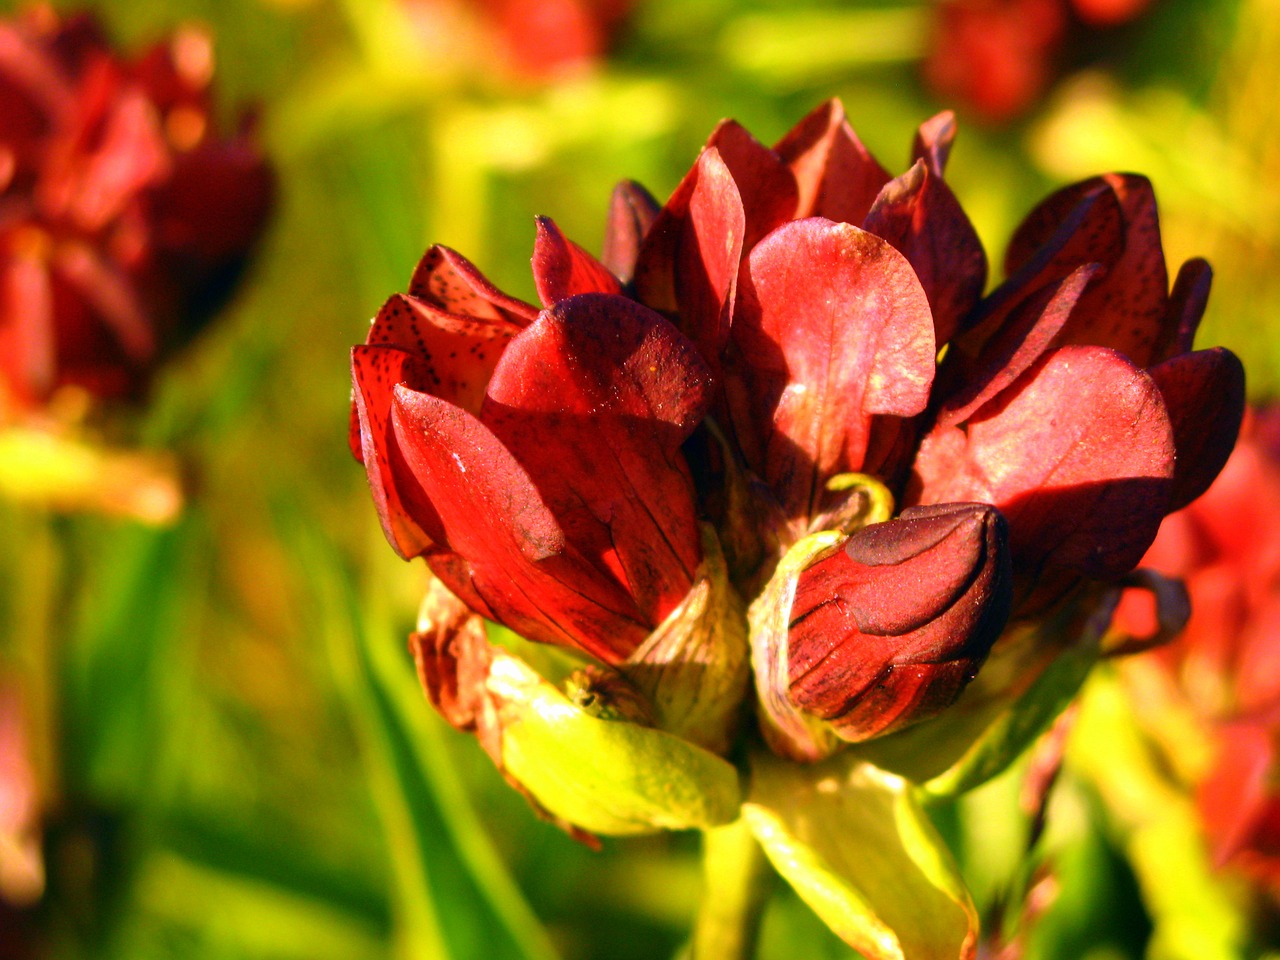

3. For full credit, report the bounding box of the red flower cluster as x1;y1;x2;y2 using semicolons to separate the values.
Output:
0;6;273;412
1120;410;1280;888
924;0;1156;124
351;100;1241;763
401;0;634;81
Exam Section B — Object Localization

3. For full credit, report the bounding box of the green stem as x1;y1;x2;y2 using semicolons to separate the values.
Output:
687;818;774;960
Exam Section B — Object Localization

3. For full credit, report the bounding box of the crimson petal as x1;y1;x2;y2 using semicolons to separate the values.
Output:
481;294;712;625
939;263;1100;427
408;244;538;327
1159;258;1213;362
911;111;956;178
914;346;1175;581
351;345;436;559
773;98;891;226
391;385;649;662
863;159;987;346
734;218;935;529
601;179;660;283
1006;175;1170;365
531;215;622;306
634;147;745;370
1149;347;1246;512
705;119;797;248
364;292;516;415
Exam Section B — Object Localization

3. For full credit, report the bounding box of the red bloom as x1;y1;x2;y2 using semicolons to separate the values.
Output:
400;0;634;82
352;100;1241;764
1118;410;1280;886
0;7;273;412
924;0;1157;124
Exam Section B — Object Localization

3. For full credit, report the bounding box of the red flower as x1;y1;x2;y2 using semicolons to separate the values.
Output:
400;0;634;82
1117;410;1280;886
923;0;1157;124
0;7;273;412
352;100;1241;768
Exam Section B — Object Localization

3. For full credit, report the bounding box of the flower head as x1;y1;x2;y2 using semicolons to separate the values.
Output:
351;99;1242;826
0;6;273;413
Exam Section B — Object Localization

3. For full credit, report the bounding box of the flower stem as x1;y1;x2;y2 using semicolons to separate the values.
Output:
687;818;773;960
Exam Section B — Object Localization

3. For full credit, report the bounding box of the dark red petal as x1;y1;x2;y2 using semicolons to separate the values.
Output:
1006;175;1170;365
1158;258;1213;362
787;503;1011;741
351;345;436;559
365;292;516;415
735;218;935;528
939;263;1100;427
531;215;622;306
773;98;891;225
408;244;538;327
391;385;649;662
914;346;1175;580
601;179;660;283
911;110;956;178
966;181;1122;351
482;294;711;625
1149;347;1246;512
633;147;745;369
706;119;797;248
862;159;987;346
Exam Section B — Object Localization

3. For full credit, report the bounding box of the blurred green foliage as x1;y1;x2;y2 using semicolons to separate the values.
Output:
2;0;1278;956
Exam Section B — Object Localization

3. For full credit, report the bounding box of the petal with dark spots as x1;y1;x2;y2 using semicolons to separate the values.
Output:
391;384;649;662
531;215;622;306
1005;175;1170;365
407;244;538;327
481;294;712;625
863;159;987;346
787;503;1011;742
735;218;936;529
1150;347;1245;512
364;292;516;415
773;98;891;226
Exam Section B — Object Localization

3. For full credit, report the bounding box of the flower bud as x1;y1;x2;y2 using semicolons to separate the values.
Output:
786;502;1013;743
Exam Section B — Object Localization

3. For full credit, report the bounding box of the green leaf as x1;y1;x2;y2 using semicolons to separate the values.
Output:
284;512;561;960
489;650;743;836
743;752;978;960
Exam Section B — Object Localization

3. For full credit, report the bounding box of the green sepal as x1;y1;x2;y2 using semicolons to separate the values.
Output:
743;751;978;960
489;651;743;836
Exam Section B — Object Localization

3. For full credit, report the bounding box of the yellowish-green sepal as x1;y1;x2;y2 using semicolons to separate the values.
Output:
489;652;742;836
743;751;977;960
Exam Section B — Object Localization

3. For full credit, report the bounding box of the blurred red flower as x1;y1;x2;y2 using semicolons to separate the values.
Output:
401;0;634;81
1119;409;1280;887
0;6;273;413
924;0;1156;124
